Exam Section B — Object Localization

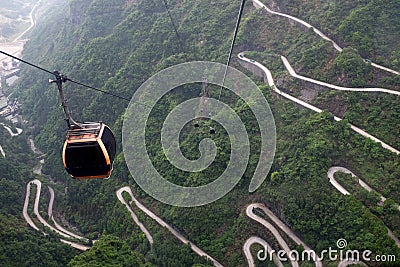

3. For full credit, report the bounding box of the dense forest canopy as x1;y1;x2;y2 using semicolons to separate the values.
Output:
0;0;399;266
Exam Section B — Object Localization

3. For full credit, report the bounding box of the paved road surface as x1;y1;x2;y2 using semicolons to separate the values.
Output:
48;186;89;241
243;236;284;267
247;204;322;267
23;181;40;231
251;0;399;76
60;239;90;251
117;186;223;267
116;187;153;245
327;167;351;195
328;167;400;210
30;179;75;238
281;56;400;96
246;205;299;267
13;0;42;42
1;123;23;136
238;53;400;155
327;167;400;248
23;179;90;251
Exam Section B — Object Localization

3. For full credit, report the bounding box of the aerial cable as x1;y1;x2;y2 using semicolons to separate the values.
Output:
0;0;247;117
160;0;246;99
218;0;246;100
67;78;130;102
0;50;132;102
0;50;155;109
160;0;187;55
0;50;54;76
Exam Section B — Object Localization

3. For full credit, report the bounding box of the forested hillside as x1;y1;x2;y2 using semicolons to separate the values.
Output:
0;118;80;266
1;0;399;266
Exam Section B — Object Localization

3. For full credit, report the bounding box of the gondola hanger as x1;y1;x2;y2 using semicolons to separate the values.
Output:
50;71;116;180
0;50;146;180
0;0;248;178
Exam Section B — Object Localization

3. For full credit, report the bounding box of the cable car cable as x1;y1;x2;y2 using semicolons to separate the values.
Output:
160;0;187;55
160;0;247;134
0;50;155;109
0;50;119;179
67;78;130;102
0;50;54;76
218;0;246;100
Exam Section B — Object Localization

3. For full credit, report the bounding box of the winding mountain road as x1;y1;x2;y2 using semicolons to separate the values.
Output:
246;204;322;267
13;0;42;42
116;186;223;267
243;236;284;267
327;167;351;195
48;186;89;241
327;167;400;212
251;0;399;76
21;116;89;249
23;181;40;231
23;179;90;250
327;167;400;248
252;0;342;52
29;179;74;238
1;123;23;136
28;137;44;155
246;205;299;267
116;187;153;245
19;0;400;264
241;3;399;264
238;53;400;155
281;56;400;96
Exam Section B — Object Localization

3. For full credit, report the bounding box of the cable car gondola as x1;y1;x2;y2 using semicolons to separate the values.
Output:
51;71;116;179
0;0;248;179
63;122;116;179
209;127;215;134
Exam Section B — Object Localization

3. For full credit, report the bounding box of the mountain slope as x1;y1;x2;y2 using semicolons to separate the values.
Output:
6;0;400;265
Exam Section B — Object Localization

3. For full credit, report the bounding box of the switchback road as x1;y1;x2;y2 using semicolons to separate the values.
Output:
327;167;400;248
281;56;400;96
238;53;400;155
23;179;90;251
251;0;399;76
117;186;223;267
243;236;283;267
246;204;322;267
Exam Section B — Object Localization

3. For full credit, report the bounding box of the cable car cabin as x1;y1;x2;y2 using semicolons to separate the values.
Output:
62;122;116;179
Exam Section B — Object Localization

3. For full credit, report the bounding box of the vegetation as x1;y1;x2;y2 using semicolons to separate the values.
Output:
1;0;399;266
0;120;79;266
68;235;149;267
0;214;79;267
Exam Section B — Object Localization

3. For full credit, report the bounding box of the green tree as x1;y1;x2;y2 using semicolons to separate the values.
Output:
68;235;147;267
